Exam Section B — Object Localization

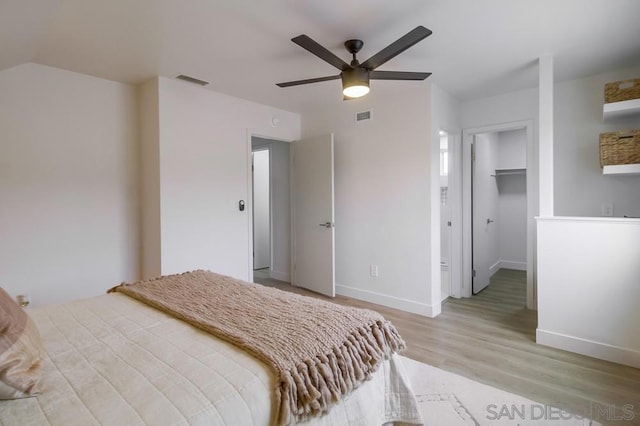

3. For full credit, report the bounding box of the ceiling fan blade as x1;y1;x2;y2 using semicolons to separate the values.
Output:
291;35;351;71
361;26;432;70
370;70;431;80
276;75;341;88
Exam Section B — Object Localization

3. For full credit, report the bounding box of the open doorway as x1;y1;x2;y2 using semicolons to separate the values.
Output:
250;137;292;285
471;129;527;295
456;120;536;309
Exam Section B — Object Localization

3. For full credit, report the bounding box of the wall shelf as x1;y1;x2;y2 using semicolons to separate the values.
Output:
602;164;640;175
603;99;640;121
492;168;526;177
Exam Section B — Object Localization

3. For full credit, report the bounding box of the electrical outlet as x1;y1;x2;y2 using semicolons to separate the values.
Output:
601;202;614;217
370;264;379;277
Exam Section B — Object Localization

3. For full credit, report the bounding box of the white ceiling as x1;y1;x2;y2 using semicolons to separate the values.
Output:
2;0;640;112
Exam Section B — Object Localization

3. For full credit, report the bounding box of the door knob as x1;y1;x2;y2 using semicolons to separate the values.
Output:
486;218;494;225
319;222;333;228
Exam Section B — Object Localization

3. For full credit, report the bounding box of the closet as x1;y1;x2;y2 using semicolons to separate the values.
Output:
472;129;527;294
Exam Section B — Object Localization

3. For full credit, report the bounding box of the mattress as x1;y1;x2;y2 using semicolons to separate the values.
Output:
0;293;422;425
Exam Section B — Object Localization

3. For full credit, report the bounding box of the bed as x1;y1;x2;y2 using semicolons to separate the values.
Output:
0;271;422;425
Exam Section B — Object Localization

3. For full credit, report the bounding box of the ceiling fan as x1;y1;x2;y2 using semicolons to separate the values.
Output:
276;26;432;99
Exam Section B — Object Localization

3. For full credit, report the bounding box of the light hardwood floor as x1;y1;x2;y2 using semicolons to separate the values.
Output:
256;269;640;425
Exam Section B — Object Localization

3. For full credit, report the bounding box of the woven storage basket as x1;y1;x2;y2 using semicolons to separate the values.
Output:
599;130;640;166
604;79;640;103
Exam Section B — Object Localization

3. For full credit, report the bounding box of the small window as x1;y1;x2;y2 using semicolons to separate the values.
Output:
440;150;448;176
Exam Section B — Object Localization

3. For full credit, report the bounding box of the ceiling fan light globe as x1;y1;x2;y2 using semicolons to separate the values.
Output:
343;85;370;98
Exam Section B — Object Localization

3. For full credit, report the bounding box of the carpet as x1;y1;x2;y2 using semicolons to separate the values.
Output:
400;356;600;425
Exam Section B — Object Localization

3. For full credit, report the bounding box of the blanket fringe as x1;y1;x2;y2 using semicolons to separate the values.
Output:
278;319;405;425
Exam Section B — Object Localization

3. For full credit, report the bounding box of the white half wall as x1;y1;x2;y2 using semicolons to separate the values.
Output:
537;217;640;368
302;85;438;316
0;63;140;307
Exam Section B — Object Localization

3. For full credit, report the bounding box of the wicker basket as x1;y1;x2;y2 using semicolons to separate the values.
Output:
604;79;640;103
599;130;640;166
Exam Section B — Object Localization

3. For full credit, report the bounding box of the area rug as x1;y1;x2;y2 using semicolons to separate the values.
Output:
400;356;600;425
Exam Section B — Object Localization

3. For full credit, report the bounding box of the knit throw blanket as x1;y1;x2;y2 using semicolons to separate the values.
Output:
110;270;405;425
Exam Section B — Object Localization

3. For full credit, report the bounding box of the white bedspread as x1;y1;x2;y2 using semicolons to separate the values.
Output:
0;294;422;425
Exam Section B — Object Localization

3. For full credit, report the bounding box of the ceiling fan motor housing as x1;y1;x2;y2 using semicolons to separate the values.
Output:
342;67;369;89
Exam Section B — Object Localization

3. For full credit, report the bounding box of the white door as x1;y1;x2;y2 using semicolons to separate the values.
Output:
291;134;335;297
472;135;498;294
252;149;270;270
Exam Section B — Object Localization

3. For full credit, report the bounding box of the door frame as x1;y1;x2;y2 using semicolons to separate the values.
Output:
458;120;537;309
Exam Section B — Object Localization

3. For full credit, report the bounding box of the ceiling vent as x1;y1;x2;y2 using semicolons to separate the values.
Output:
355;110;372;122
175;74;210;86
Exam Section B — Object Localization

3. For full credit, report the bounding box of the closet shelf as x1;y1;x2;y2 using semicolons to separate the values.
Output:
492;168;526;177
603;99;640;121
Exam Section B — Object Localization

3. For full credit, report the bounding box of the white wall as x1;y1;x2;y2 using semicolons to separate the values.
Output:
498;129;527;169
139;79;161;278
537;217;640;369
302;85;436;316
252;137;291;282
141;77;300;281
497;129;527;270
462;88;539;131
554;66;640;217
0;63;140;307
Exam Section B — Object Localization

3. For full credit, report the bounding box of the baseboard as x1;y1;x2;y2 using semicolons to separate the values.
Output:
536;328;640;369
336;284;440;318
499;260;527;271
269;270;290;282
489;261;501;277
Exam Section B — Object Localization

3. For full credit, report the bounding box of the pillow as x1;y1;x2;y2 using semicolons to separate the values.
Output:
0;287;44;399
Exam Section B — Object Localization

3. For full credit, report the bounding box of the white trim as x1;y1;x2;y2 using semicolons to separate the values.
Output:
489;261;500;277
537;329;640;369
536;216;640;225
270;270;291;282
336;284;441;318
499;260;526;271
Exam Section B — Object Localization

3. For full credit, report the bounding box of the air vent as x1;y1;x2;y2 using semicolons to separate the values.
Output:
355;110;372;122
175;74;210;86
